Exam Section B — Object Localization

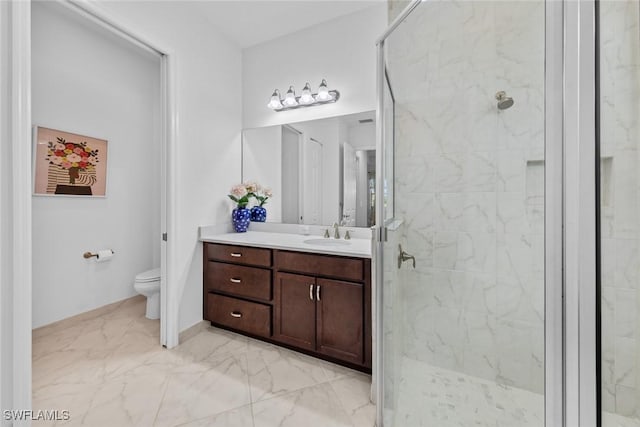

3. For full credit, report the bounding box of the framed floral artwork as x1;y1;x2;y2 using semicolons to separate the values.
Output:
33;126;108;197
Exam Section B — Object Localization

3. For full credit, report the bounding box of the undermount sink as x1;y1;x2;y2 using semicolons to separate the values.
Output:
303;238;351;247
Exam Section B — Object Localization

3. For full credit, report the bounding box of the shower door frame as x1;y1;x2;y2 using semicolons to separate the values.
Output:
373;0;598;425
563;0;598;426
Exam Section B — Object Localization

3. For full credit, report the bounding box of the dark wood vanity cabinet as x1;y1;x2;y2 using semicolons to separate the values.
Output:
203;242;371;371
274;274;365;365
315;278;364;365
274;272;317;351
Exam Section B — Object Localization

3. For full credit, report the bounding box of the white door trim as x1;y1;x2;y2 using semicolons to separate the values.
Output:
11;1;33;422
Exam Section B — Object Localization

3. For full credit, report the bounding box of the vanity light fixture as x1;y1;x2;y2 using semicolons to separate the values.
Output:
267;89;283;110
316;79;332;101
267;79;340;112
299;82;315;105
283;86;298;107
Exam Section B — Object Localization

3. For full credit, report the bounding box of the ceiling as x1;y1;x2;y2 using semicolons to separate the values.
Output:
194;1;384;48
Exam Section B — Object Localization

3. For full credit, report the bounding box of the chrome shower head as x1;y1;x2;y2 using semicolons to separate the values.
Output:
495;91;514;110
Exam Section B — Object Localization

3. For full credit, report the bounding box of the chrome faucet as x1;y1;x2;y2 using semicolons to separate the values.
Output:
333;222;340;239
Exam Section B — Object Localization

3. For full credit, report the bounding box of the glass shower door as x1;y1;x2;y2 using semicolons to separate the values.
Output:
378;1;546;425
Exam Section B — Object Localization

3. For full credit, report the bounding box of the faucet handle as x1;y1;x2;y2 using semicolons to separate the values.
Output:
345;230;351;240
324;229;330;238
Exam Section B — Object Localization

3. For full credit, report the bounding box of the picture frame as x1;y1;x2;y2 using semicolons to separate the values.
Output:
33;126;108;197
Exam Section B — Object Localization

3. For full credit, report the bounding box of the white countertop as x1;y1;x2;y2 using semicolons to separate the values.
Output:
199;230;372;259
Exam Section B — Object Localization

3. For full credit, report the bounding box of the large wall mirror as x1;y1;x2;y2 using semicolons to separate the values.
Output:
242;111;376;227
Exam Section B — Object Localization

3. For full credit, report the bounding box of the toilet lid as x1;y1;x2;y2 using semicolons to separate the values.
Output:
135;267;161;283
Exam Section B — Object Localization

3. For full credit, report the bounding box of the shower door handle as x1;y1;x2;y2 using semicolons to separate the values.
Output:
398;245;416;269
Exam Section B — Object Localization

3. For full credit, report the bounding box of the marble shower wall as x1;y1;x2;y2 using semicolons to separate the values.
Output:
386;0;545;393
387;0;412;22
600;0;640;419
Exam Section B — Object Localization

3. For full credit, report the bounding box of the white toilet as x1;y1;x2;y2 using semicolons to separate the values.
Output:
134;267;161;319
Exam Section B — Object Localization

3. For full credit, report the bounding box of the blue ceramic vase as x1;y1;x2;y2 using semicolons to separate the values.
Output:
232;207;251;232
250;206;267;222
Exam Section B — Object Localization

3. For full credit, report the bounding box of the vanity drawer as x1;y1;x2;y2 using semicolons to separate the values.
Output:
206;243;272;267
208;293;271;338
275;251;364;282
205;262;272;301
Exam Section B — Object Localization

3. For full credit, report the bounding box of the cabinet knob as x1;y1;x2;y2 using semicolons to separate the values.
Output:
230;252;242;257
230;278;242;283
230;311;242;318
309;284;314;301
316;285;321;301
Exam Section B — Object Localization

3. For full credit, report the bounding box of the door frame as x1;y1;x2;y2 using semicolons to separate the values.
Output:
281;124;303;224
301;136;324;225
6;1;33;420
7;0;179;415
563;0;598;425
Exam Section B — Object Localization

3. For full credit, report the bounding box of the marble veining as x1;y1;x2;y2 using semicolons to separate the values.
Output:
386;0;546;400
599;0;640;421
33;296;375;427
384;0;640;423
392;357;639;427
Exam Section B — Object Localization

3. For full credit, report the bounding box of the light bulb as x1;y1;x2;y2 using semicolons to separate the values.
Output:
267;89;283;110
316;79;332;101
299;82;315;105
283;86;298;107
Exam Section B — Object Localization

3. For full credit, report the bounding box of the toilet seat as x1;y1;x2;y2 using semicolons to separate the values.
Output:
135;267;161;283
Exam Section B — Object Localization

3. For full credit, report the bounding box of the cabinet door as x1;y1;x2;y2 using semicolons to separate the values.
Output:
316;278;364;364
274;272;316;351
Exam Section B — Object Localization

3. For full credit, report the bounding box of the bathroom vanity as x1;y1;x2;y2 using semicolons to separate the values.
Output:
200;229;372;372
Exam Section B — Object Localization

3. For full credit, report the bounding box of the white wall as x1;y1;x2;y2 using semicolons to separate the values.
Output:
97;1;243;333
242;4;387;129
348;122;376;149
243;126;282;222
31;2;161;328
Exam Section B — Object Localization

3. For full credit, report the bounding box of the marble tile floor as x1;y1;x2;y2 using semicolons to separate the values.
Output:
392;357;640;427
33;295;375;427
392;358;544;427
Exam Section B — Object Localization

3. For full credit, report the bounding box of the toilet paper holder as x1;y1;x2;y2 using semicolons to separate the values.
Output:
83;250;114;259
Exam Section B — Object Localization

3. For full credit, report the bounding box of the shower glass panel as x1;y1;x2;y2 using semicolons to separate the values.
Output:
598;1;640;425
379;1;545;425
